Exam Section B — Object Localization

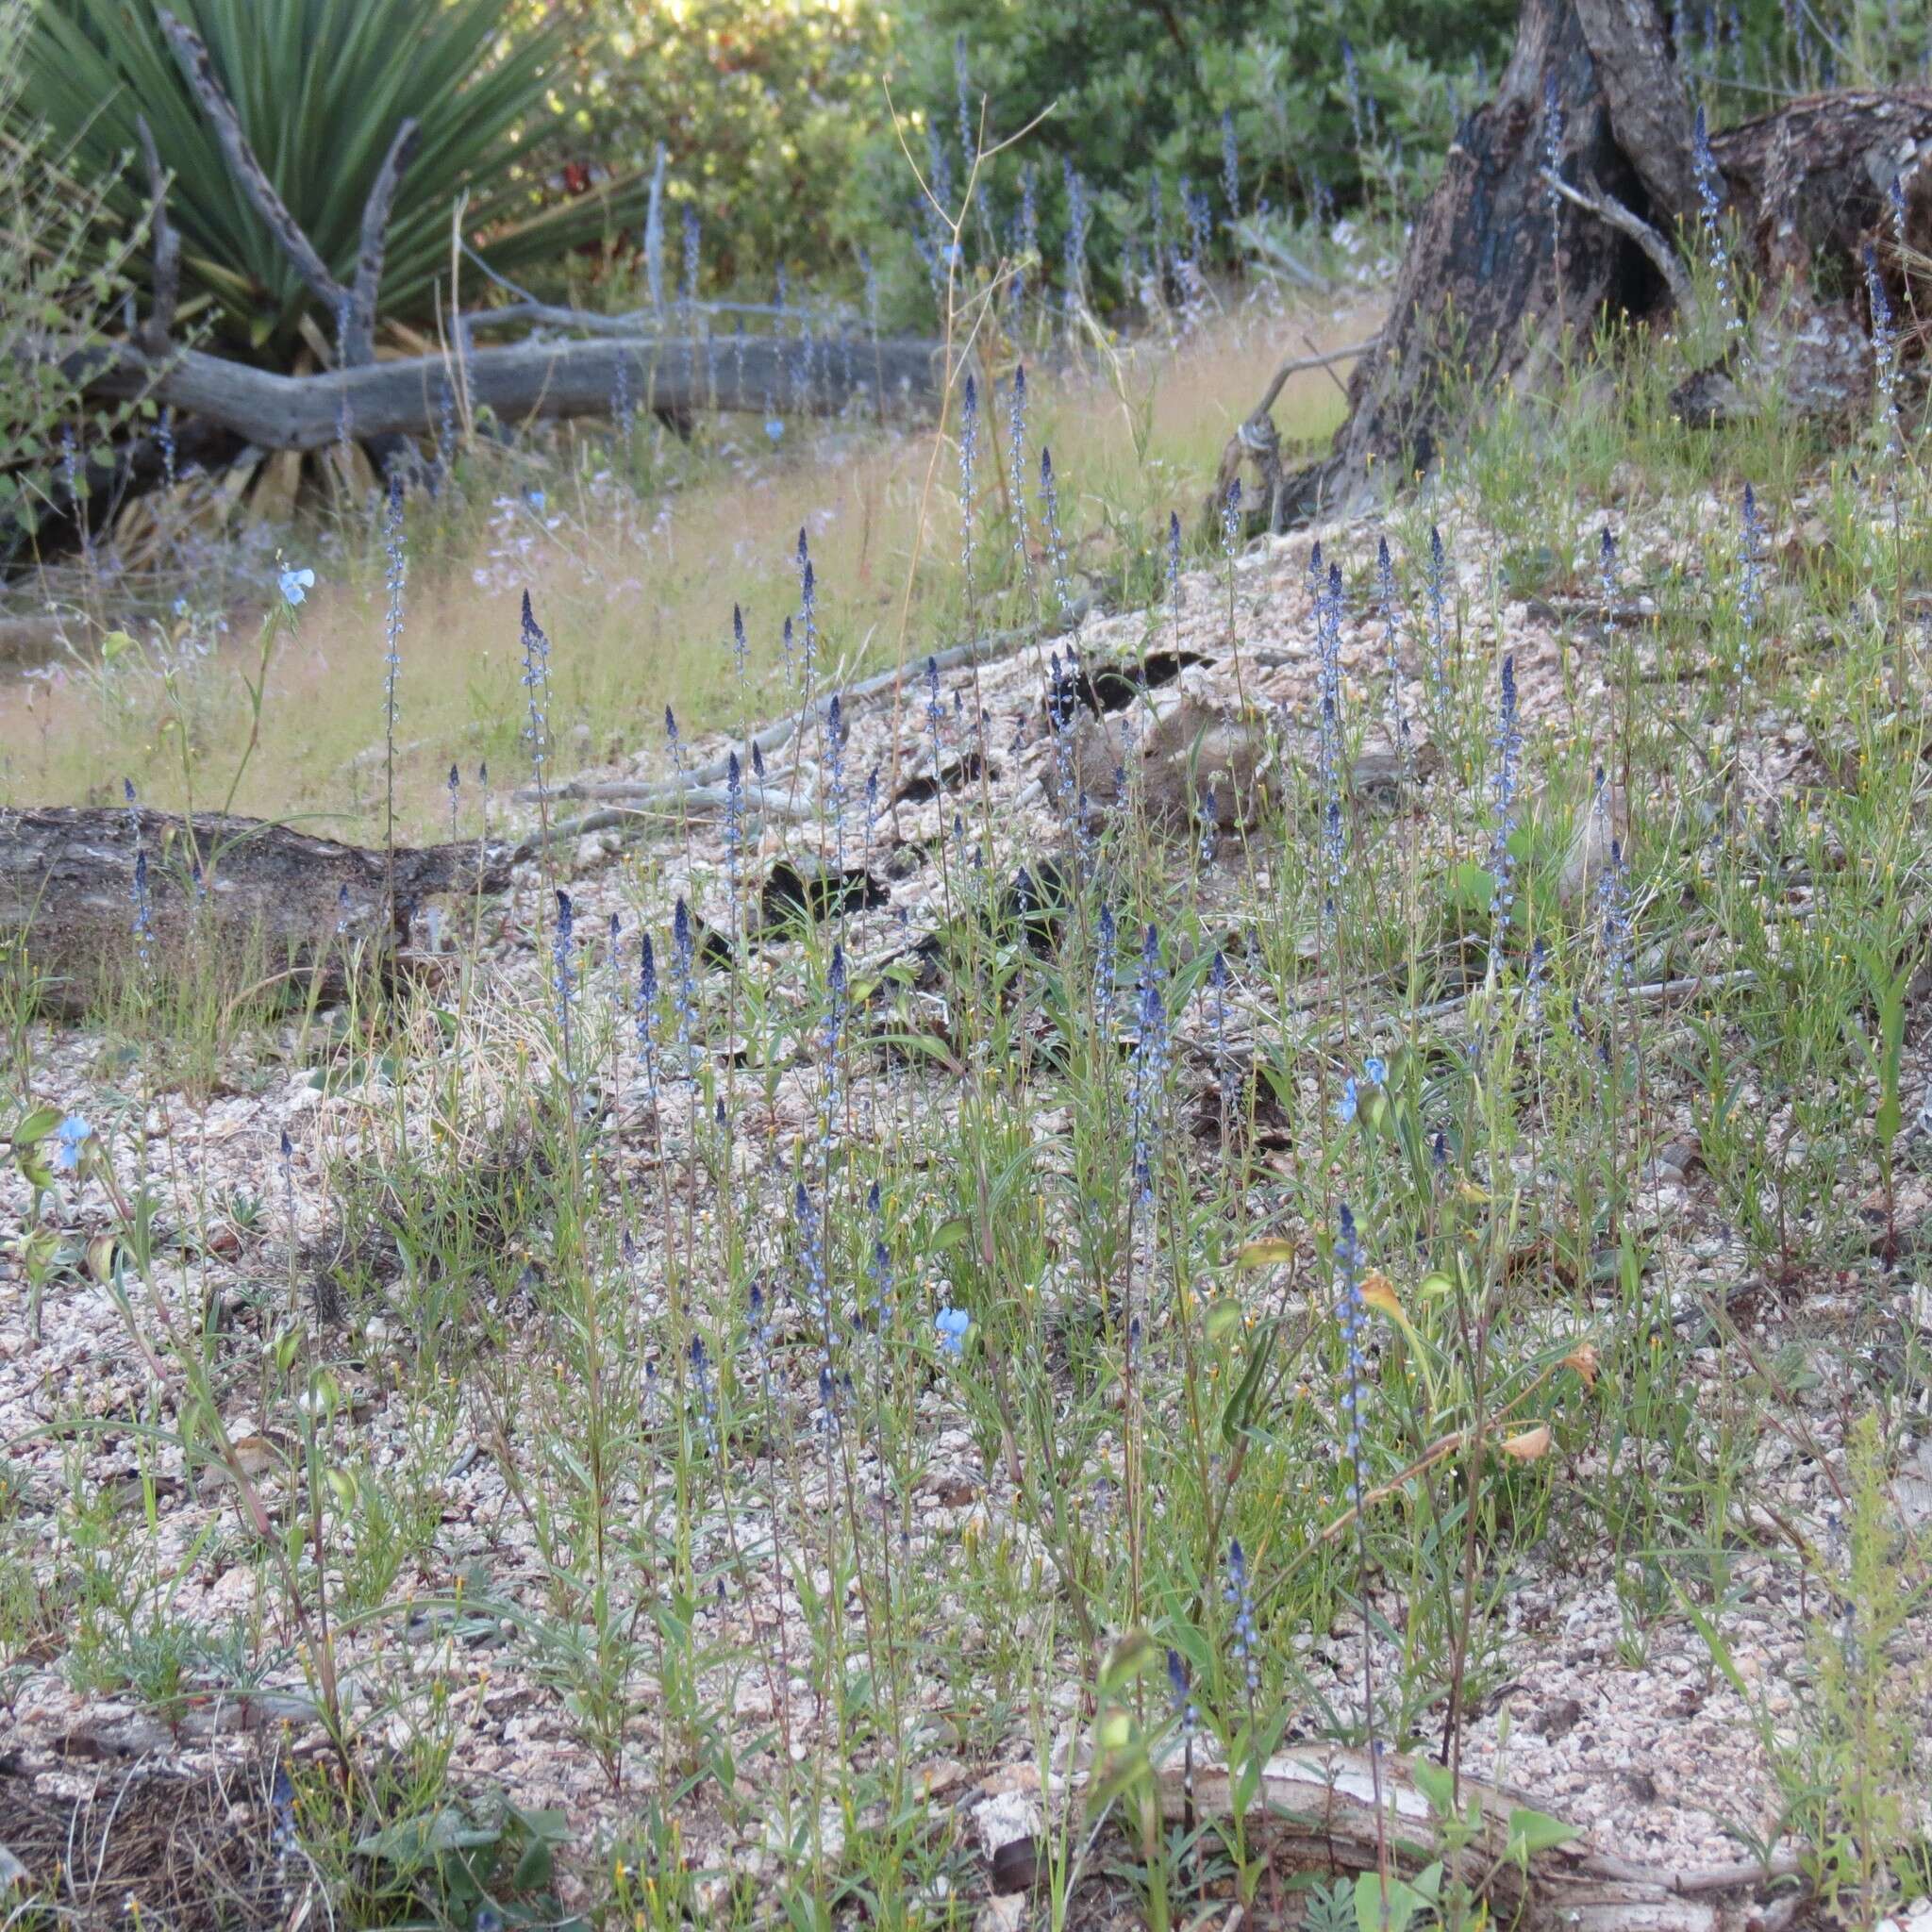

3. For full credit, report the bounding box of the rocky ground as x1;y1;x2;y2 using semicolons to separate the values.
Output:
5;494;1931;1928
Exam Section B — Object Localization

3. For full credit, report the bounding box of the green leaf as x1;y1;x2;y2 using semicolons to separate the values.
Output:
1355;1870;1425;1932
1204;1299;1244;1345
1412;1757;1456;1819
19;0;645;362
354;1806;500;1869
1236;1238;1297;1268
1220;1321;1277;1446
11;1106;60;1148
1099;1628;1161;1691
1505;1805;1579;1859
511;1830;554;1890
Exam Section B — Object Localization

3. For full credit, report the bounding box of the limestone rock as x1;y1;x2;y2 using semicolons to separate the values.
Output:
1056;692;1270;829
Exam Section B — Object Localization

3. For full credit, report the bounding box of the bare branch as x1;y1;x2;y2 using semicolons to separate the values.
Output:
1251;337;1377;421
643;142;667;316
132;115;178;355
64;330;942;451
1540;165;1693;308
342;118;420;367
156;9;347;322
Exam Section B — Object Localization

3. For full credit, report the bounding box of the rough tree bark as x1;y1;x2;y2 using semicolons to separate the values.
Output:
1;808;509;1015
1130;1741;1803;1932
1251;0;1932;526
64;332;944;454
1273;0;1692;524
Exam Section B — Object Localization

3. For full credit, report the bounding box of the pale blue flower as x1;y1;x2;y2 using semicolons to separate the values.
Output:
935;1307;971;1354
1334;1077;1358;1125
52;1113;91;1173
278;566;315;607
1363;1056;1387;1087
764;417;786;444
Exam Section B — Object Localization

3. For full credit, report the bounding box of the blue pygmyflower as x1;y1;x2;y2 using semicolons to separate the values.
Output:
1335;1076;1358;1124
52;1113;91;1173
278;565;315;607
935;1306;971;1354
1363;1055;1387;1087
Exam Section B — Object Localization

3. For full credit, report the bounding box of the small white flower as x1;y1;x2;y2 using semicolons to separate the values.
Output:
278;566;315;607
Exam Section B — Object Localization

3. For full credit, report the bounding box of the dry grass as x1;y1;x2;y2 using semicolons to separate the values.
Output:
0;299;1374;843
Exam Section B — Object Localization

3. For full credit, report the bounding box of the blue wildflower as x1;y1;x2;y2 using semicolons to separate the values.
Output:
1225;1538;1258;1698
52;1114;90;1173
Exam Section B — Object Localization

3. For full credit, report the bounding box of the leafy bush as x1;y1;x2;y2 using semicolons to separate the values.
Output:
571;0;891;299
837;0;1515;320
0;0;142;542
14;0;643;364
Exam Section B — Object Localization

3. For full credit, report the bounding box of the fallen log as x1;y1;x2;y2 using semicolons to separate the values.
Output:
1;807;509;1016
1124;1741;1803;1932
67;330;942;455
25;14;942;472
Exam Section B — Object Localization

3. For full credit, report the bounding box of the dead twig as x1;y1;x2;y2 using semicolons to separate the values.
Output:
344;118;421;366
132;116;178;356
1539;166;1693;308
156;10;344;324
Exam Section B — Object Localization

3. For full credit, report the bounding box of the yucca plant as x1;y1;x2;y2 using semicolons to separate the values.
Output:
18;0;640;365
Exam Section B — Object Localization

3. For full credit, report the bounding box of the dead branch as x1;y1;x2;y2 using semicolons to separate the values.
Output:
345;119;421;367
643;141;668;316
63;330;941;451
508;597;1094;861
156;8;418;376
1251;338;1378;420
1115;1741;1804;1932
1;807;509;1015
131;116;177;355
1541;165;1693;308
156;9;346;325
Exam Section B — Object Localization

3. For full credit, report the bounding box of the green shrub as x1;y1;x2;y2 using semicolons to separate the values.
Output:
0;0;143;544
572;0;891;300
836;0;1516;321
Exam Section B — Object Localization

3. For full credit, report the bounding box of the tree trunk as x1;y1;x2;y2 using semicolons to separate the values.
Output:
1711;87;1932;289
1275;0;1689;523
1262;0;1932;525
1;807;509;1016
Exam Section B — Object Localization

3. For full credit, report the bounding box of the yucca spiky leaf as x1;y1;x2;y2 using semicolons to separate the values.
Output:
18;0;641;363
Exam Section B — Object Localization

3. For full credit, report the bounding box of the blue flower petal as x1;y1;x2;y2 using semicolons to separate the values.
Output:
52;1113;91;1172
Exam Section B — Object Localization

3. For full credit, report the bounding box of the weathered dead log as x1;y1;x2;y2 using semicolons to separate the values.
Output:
1713;87;1932;290
1;807;509;1015
1128;1741;1803;1932
1251;0;1932;525
1264;0;1688;525
68;331;941;454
